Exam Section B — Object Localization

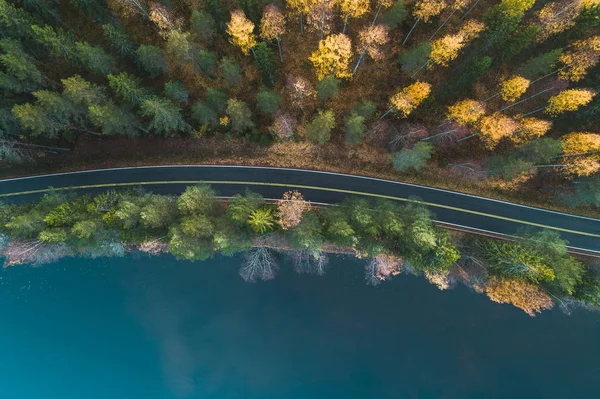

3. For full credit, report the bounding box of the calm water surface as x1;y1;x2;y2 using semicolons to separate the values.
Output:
0;254;598;399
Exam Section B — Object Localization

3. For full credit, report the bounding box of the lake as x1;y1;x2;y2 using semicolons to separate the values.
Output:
0;253;598;399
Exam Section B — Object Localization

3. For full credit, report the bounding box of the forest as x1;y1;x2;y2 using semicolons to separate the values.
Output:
1;184;598;316
0;0;599;211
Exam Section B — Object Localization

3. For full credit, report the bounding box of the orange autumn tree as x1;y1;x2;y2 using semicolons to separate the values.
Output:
309;33;353;80
560;132;600;176
446;99;486;125
509;118;552;144
353;24;390;73
500;75;531;102
478;113;517;149
485;277;554;316
558;35;600;82
545;89;596;115
386;81;432;118
226;9;257;55
260;5;286;62
277;190;311;229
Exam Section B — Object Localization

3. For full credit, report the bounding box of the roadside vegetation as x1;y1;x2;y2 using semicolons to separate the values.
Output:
0;0;599;213
1;185;598;316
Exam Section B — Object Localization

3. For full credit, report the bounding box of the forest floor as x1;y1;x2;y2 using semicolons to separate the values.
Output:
1;135;598;219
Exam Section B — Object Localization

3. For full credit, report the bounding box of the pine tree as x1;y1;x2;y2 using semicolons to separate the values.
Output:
139;96;189;136
254;42;278;86
88;102;142;137
392;142;433;172
344;111;367;145
219;57;242;87
305;109;335;144
191;9;216;43
0;39;43;93
108;72;150;105
226;98;255;133
256;88;283;115
316;76;341;103
74;42;117;75
136;45;168;77
102;24;136;57
164;81;189;104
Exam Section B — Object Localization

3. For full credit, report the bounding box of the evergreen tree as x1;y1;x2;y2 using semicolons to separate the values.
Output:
164;81;189;104
254;42;277;87
139;96;189;136
344;112;366;146
392;142;432;172
191;102;218;128
219;57;241;87
136;45;168;77
205;88;228;112
190;9;216;43
256;88;282;115
226;98;254;133
382;0;407;28
108;72;150;105
74;42;117;75
0;38;43;93
102;24;136;57
305;110;335;144
316;76;341;103
88;103;143;137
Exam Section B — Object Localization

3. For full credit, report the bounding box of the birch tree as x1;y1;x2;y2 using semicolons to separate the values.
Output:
557;36;600;82
226;9;257;55
353;24;390;73
260;5;286;62
384;81;432;117
545;89;596;115
309;33;353;79
403;0;447;45
339;0;370;33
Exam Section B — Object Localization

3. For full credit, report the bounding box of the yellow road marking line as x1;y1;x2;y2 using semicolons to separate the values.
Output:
1;180;599;238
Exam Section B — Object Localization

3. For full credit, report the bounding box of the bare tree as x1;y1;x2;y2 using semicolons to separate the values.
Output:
2;239;69;267
365;254;403;286
290;250;329;275
239;247;278;282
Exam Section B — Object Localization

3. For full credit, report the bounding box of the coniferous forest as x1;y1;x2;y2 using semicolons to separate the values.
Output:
0;0;599;210
0;0;600;315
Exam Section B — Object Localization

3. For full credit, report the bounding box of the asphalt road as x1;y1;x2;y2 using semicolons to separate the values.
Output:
0;166;598;252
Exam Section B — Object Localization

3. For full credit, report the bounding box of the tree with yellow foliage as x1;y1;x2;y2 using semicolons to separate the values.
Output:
309;33;353;80
447;99;485;125
485;277;554;316
260;5;286;62
226;10;257;55
509;118;552;144
500;75;530;102
383;82;432;118
545;89;596;115
535;0;588;42
557;36;600;82
478;113;517;149
339;0;370;33
422;99;484;141
353;25;390;73
286;0;315;34
403;0;448;45
414;19;483;77
429;0;474;41
560;132;600;176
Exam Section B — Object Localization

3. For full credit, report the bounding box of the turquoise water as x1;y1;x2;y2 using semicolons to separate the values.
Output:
1;253;599;399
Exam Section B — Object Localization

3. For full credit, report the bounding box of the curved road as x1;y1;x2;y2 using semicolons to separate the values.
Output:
0;166;598;253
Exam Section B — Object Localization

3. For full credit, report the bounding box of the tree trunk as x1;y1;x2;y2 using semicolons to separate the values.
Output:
300;14;304;35
520;106;545;117
456;133;477;142
380;108;392;119
343;15;348;33
372;3;384;26
277;38;283;63
429;9;456;41
402;18;421;46
421;128;459;141
411;60;430;79
353;51;366;75
461;0;482;20
497;87;554;113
